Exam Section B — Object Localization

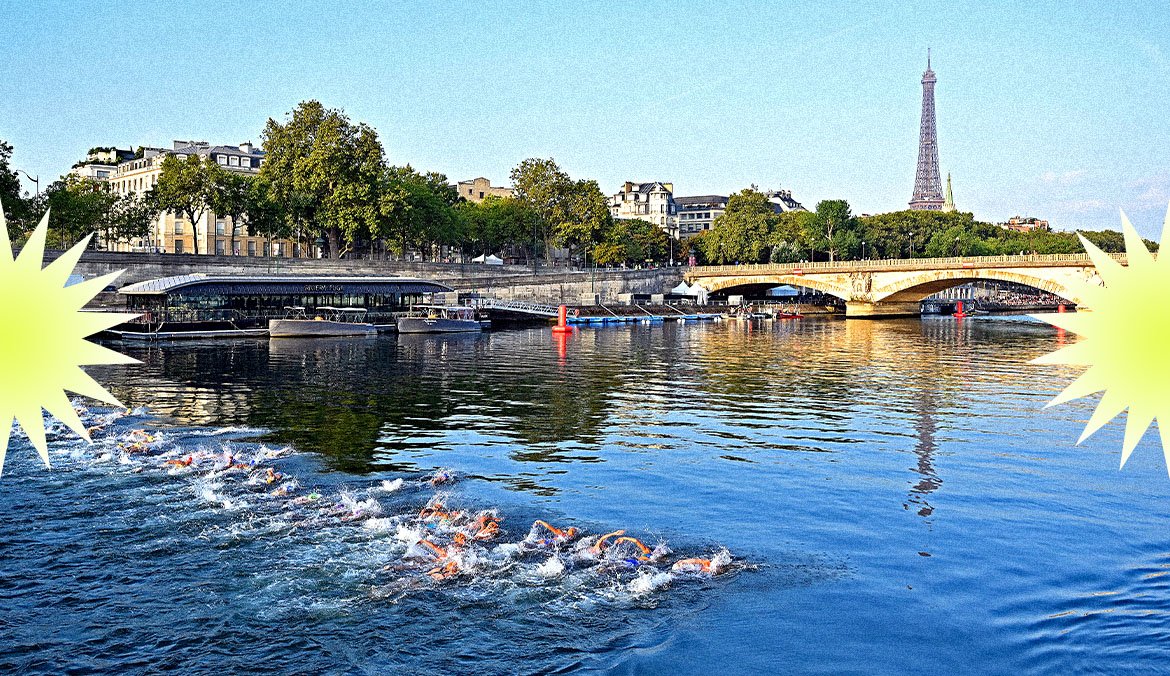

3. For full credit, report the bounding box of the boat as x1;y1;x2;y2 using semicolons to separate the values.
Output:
268;306;378;337
397;305;487;334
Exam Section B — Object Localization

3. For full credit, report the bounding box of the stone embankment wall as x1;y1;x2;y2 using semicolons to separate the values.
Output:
48;251;684;305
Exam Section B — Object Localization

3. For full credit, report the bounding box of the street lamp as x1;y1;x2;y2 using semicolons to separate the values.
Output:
16;170;39;198
861;240;866;260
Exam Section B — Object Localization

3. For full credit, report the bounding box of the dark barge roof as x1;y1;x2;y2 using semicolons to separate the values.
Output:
118;274;455;296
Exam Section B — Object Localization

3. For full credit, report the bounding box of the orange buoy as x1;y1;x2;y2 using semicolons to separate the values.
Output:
552;304;572;333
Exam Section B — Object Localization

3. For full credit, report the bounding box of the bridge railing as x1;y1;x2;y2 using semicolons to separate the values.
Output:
687;253;1127;276
470;298;561;317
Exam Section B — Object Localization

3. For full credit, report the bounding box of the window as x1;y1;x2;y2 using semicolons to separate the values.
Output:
217;154;228;165
239;158;251;169
228;156;239;167
174;239;184;254
248;241;256;257
174;220;184;235
232;241;241;256
273;242;283;257
215;239;225;255
263;242;270;257
478;191;484;199
215;219;225;235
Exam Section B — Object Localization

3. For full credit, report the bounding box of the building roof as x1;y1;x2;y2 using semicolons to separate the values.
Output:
675;195;729;207
119;273;453;296
173;144;265;159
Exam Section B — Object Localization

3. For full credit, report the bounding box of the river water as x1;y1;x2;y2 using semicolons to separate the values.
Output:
2;318;1168;674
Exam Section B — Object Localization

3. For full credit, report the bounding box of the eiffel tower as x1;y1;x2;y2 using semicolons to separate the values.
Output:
909;50;945;210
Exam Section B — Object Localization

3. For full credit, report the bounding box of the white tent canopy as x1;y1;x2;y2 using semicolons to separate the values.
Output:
669;281;708;304
472;253;504;265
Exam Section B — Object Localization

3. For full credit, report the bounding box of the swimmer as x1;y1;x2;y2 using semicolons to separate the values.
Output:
466;513;501;541
427;469;454;487
671;558;717;574
269;483;295;498
165;455;195;468
264;467;283;485
217;450;249;471
290;492;323;506
586;529;626;556
529;520;579;546
418;500;462;523
612;536;653;563
426;559;461;581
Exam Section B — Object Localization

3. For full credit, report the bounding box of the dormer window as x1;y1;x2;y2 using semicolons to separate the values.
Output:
228;156;239;167
217;154;228;165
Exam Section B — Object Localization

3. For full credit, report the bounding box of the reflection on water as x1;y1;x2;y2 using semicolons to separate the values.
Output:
32;317;1168;671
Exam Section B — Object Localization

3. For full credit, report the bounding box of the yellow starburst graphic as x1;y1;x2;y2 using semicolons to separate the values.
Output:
0;205;140;476
1032;206;1170;475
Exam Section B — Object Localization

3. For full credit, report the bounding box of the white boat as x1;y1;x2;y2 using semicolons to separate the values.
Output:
397;305;486;334
269;306;378;338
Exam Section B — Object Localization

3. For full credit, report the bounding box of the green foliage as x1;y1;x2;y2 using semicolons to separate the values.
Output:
43;176;112;247
694;195;1155;265
456;196;537;260
695;188;781;264
260;100;387;258
592;219;667;266
155;154;215;253
0;139;34;238
509;157;572;262
208;168;250;248
810;199;856;262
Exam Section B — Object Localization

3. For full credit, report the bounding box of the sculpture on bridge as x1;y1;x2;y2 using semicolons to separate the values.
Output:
849;272;874;301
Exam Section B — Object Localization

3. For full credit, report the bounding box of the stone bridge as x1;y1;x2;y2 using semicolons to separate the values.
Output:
684;254;1120;318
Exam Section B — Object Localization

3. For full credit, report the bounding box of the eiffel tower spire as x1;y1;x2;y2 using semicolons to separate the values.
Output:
910;50;945;210
942;173;956;212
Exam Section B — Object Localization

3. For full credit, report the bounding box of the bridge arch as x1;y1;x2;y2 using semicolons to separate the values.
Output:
873;268;1084;305
697;275;851;300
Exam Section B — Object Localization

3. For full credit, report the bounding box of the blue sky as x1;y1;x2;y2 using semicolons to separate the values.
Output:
2;1;1168;236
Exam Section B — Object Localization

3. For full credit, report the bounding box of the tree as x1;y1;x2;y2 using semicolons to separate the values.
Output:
811;199;856;262
702;188;775;264
42;176;113;248
155;154;214;254
456;196;537;262
769;210;816;262
0;139;33;239
557;179;612;261
208;168;250;254
510;158;572;264
260;100;386;258
593;218;667;266
244;176;289;249
102;191;159;248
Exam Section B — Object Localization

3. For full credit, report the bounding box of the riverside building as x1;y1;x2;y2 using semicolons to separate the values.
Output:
96;140;294;257
609;181;678;238
675;189;806;239
457;177;513;203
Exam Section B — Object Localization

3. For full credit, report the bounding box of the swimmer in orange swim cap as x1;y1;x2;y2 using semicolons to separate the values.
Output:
531;520;579;544
587;530;626;556
671;558;715;574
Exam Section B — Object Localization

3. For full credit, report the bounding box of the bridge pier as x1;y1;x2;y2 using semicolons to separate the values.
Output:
845;300;922;319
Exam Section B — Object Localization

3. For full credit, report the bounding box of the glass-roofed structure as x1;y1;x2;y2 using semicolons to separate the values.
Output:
115;274;454;336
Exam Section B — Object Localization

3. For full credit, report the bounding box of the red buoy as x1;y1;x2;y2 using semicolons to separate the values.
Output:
552;304;572;333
